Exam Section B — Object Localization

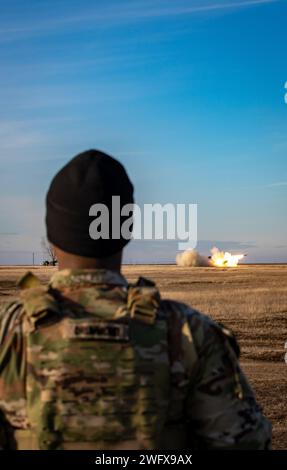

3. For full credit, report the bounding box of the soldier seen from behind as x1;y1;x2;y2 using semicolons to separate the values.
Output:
0;150;271;449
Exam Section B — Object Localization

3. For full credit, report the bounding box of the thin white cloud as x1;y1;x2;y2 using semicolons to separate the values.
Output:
0;122;45;151
0;0;279;38
118;0;280;19
266;181;287;188
245;181;287;190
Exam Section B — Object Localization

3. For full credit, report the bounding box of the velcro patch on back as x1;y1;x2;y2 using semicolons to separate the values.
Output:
62;320;130;342
127;286;160;325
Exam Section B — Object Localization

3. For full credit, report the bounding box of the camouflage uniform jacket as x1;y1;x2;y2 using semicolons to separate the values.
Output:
0;269;271;450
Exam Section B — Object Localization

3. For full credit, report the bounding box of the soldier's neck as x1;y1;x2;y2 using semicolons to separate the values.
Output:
55;249;123;273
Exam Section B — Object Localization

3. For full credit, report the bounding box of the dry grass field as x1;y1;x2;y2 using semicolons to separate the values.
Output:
0;264;286;449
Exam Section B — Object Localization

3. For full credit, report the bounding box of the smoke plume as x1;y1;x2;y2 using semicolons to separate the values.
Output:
176;249;211;267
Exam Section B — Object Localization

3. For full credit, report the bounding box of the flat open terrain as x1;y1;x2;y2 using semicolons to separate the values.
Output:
0;264;286;449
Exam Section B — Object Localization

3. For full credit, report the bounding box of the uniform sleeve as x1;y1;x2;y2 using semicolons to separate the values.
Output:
0;301;27;446
185;312;272;450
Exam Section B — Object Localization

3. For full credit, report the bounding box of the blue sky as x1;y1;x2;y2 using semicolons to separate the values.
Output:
0;0;286;263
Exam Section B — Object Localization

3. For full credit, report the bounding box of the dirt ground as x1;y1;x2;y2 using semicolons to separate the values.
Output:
0;264;286;449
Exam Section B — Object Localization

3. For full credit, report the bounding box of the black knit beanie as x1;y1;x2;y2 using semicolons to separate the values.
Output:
46;149;134;258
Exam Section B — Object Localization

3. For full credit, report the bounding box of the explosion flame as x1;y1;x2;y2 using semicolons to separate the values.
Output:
210;247;244;267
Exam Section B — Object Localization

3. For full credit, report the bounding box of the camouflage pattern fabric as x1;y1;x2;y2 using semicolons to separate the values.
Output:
0;269;271;449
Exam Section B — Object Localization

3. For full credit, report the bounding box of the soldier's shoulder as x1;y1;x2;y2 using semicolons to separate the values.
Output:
0;271;45;330
159;298;210;327
159;299;239;357
0;273;60;341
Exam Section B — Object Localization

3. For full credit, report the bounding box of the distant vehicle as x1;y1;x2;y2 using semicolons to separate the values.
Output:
42;260;58;266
